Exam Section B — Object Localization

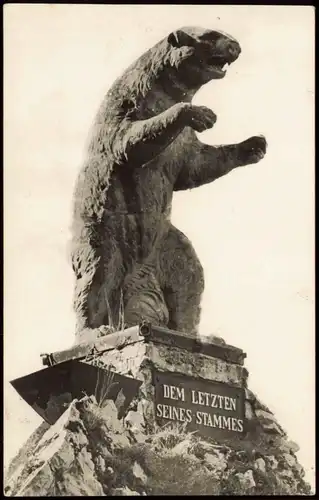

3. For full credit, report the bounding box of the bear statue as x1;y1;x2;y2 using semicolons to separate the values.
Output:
71;26;267;343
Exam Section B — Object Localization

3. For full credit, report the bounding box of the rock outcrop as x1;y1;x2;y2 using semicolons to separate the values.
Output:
5;330;312;496
5;396;311;496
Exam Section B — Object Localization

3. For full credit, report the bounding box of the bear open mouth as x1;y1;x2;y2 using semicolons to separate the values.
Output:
206;56;232;75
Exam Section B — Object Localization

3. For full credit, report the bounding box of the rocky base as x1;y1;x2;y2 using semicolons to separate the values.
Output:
83;339;300;449
6;333;312;496
5;397;311;496
86;338;247;437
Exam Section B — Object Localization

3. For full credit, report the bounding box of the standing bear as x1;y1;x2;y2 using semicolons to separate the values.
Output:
71;26;267;343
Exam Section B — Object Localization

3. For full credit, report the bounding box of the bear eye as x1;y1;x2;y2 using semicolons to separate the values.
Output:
200;30;222;43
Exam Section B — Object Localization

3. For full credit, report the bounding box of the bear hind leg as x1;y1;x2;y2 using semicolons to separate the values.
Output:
158;226;205;337
72;241;125;343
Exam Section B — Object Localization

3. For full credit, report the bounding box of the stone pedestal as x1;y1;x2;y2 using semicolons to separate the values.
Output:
81;325;248;439
38;324;289;444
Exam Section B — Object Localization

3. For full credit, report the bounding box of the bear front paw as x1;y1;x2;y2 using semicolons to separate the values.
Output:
185;105;217;133
238;135;267;165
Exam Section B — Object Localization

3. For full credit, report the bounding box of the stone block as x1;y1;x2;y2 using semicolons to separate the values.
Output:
132;462;147;483
254;457;266;473
265;455;278;470
111;486;140;496
204;451;227;474
283;453;297;468
245;400;254;420
234;469;256;489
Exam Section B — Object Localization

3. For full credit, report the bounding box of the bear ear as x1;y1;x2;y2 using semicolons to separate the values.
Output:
168;29;195;48
119;99;136;119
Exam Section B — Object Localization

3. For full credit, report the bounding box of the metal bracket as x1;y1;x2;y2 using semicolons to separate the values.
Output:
139;320;152;338
40;353;54;367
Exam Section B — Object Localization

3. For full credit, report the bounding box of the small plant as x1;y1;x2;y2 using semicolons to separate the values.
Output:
93;364;117;408
78;363;119;436
82;404;107;435
147;422;198;455
79;288;130;421
103;288;126;334
117;288;126;332
80;289;127;410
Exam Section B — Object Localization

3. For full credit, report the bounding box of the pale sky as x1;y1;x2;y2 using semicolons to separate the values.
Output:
4;4;315;489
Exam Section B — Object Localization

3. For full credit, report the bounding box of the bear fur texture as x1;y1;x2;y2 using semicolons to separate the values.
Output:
71;26;267;343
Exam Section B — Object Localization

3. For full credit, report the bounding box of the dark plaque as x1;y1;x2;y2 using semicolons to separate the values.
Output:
11;360;142;425
154;371;245;439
